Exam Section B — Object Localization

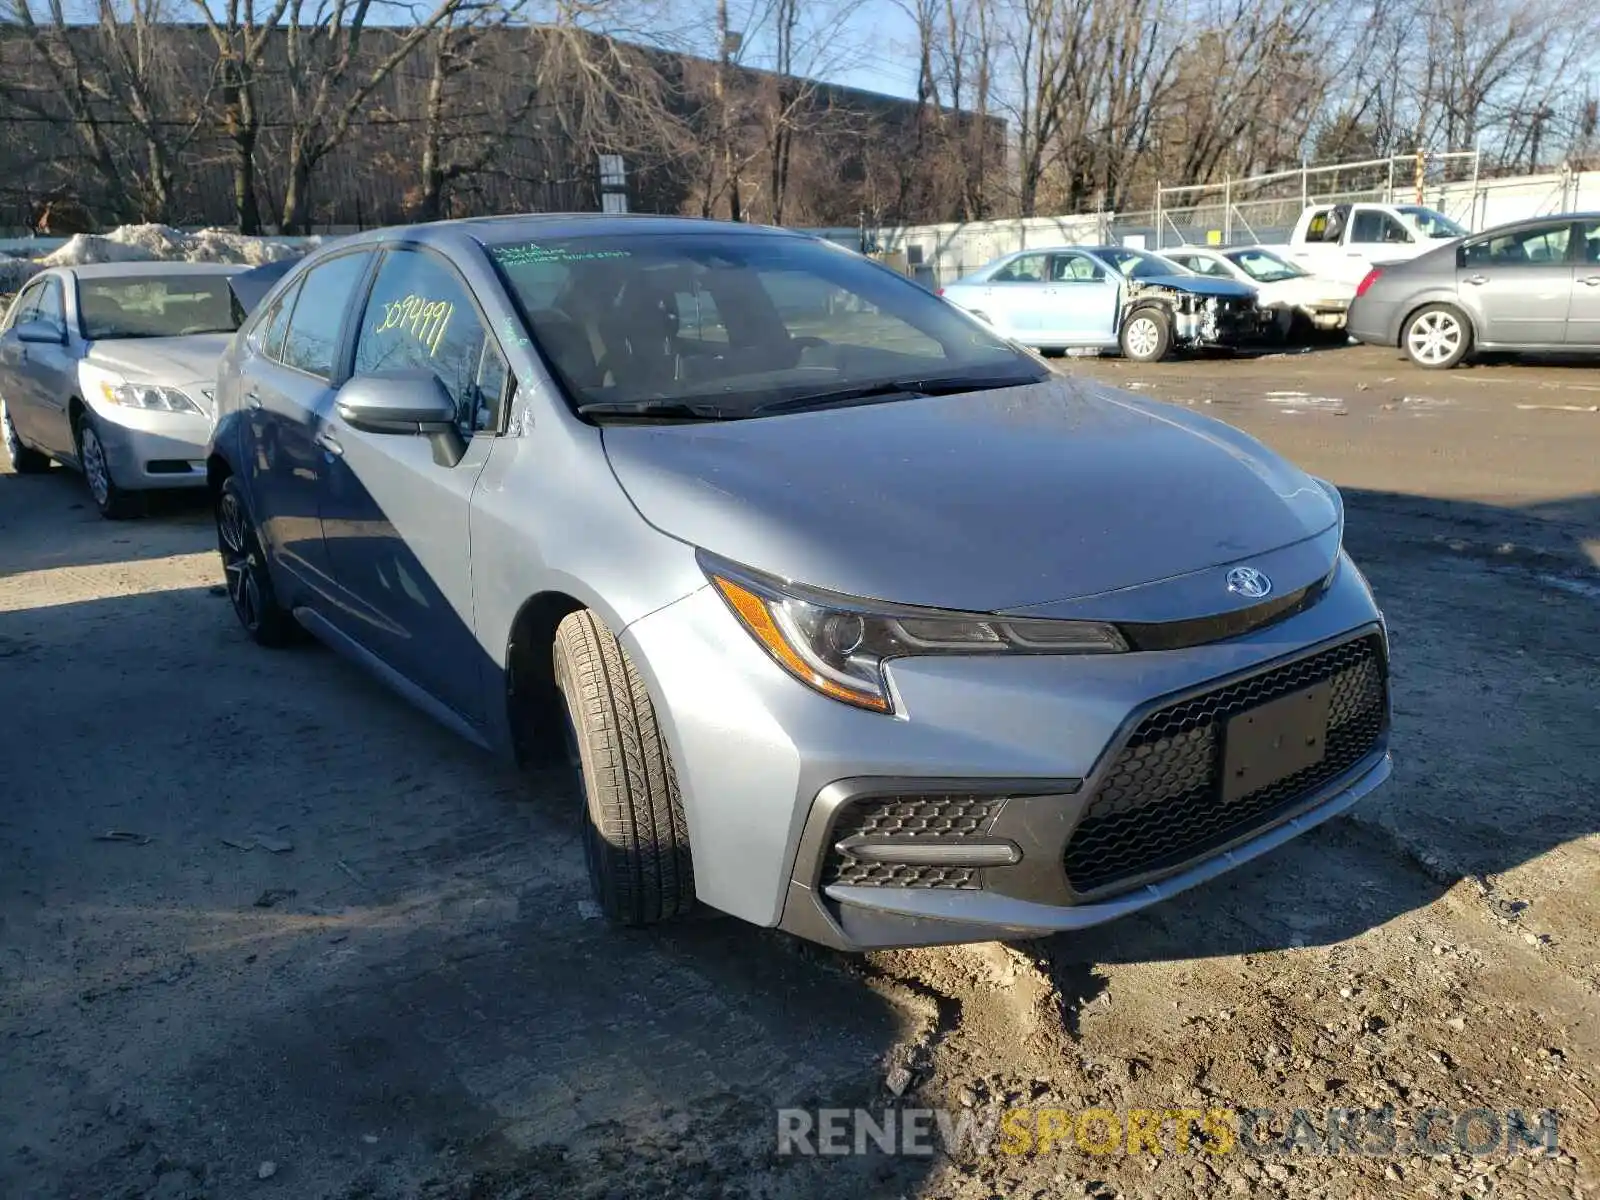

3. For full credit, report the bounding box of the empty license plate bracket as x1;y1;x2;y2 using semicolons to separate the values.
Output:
1222;682;1332;803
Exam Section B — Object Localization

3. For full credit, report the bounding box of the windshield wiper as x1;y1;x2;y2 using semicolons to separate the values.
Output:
752;373;1040;416
577;398;733;421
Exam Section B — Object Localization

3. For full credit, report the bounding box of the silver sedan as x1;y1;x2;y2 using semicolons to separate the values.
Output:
208;215;1391;950
0;262;245;516
1347;213;1600;368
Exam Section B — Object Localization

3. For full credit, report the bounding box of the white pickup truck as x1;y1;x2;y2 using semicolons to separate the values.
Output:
1261;202;1470;286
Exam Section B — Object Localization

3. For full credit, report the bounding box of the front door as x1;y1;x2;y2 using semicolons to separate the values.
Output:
0;278;50;447
7;276;78;456
1457;220;1575;345
1045;251;1120;343
1568;220;1600;346
316;246;511;727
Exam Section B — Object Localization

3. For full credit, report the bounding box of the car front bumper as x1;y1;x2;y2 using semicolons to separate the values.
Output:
90;403;212;491
624;552;1391;950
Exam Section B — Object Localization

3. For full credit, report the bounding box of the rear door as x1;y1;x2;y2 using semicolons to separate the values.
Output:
1341;209;1415;284
1456;220;1575;346
315;246;509;726
1045;250;1120;343
984;252;1051;339
1568;220;1600;346
239;250;377;597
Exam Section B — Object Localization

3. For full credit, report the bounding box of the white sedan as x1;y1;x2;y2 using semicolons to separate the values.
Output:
1161;246;1355;338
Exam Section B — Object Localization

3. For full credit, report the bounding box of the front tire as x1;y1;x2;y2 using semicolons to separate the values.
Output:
2;400;51;474
75;412;140;518
1120;307;1172;362
554;609;695;926
1402;303;1472;370
216;475;298;647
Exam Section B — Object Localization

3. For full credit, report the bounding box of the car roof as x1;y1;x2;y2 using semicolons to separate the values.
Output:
61;261;250;280
1471;212;1600;236
321;213;807;254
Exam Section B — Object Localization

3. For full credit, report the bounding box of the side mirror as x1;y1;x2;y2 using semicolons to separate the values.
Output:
15;320;66;346
334;371;467;468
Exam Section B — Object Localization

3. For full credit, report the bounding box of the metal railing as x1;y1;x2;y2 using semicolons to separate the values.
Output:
1151;151;1482;248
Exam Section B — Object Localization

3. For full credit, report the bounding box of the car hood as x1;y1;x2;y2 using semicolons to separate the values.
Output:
601;376;1339;612
1254;276;1356;304
1130;274;1257;299
84;334;233;385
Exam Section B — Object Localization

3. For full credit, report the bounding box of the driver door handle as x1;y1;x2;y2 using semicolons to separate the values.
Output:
244;390;262;410
314;430;343;457
1582;276;1600;287
1465;275;1489;285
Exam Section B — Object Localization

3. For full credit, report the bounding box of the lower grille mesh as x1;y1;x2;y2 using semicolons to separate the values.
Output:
822;795;1001;889
1062;635;1387;894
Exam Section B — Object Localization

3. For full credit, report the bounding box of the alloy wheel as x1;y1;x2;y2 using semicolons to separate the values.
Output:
1125;316;1161;359
218;490;263;633
2;402;20;461
1407;311;1462;366
80;424;111;507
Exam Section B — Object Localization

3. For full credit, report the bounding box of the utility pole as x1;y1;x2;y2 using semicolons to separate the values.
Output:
717;0;742;222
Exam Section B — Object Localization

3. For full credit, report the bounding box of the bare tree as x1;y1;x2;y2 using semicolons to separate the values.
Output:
1;0;200;223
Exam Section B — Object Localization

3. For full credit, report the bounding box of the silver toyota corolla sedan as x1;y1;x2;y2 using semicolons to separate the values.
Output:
0;261;246;516
208;215;1391;950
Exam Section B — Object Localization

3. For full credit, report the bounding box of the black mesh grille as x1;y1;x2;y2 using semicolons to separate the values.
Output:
1062;634;1387;894
822;795;1001;889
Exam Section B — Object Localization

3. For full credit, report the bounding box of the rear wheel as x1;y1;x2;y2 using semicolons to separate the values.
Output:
1402;304;1472;370
554;609;695;926
1;400;51;474
76;412;140;519
1120;307;1171;363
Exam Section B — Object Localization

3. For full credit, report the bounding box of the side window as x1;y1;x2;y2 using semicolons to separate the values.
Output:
1461;224;1572;268
1351;212;1412;245
34;278;66;334
353;249;501;435
1303;211;1331;243
991;253;1047;283
1050;253;1104;282
1582;221;1600;264
3;280;43;332
256;281;299;362
281;253;373;379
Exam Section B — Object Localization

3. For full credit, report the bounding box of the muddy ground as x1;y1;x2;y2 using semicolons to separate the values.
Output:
1;344;1596;1200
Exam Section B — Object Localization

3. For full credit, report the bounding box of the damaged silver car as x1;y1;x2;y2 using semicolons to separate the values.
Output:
939;245;1269;361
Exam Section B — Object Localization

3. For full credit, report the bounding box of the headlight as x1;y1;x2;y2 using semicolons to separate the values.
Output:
701;553;1126;714
80;364;203;415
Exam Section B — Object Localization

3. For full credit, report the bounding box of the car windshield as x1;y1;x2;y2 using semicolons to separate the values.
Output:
489;232;1045;418
1095;248;1190;280
1225;248;1307;282
78;276;240;340
1396;206;1468;239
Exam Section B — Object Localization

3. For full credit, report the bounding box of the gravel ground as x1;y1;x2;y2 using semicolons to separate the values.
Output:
1;344;1596;1200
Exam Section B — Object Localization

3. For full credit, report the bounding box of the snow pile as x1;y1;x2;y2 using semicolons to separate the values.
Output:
39;224;311;269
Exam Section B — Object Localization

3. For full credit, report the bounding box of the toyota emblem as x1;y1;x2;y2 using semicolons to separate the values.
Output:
1226;566;1273;599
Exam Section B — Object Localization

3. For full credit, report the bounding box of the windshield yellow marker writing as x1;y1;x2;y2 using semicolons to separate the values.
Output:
376;294;454;357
